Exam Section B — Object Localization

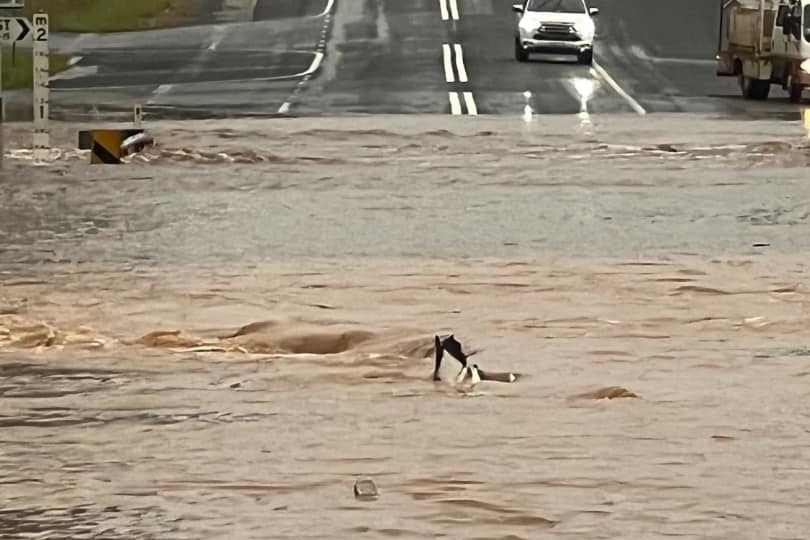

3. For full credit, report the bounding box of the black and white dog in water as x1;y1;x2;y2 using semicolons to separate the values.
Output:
433;335;519;386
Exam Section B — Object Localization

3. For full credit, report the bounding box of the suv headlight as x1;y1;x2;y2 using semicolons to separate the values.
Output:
519;18;537;34
801;59;810;74
575;21;595;40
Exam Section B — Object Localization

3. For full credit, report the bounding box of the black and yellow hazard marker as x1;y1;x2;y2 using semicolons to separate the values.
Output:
87;129;146;164
90;130;124;164
79;128;144;151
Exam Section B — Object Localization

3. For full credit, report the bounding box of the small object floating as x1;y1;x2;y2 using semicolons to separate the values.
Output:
353;479;379;500
571;386;638;400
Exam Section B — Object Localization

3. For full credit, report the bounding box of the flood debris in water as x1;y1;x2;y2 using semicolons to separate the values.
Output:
570;386;639;400
353;479;379;500
0;315;107;349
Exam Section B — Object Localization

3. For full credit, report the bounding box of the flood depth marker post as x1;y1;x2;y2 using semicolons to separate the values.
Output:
32;12;48;162
1;22;3;170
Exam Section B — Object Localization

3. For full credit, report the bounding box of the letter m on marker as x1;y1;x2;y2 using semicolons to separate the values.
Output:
34;15;47;26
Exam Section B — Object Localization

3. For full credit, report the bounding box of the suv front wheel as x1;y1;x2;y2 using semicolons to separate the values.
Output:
578;49;593;65
515;38;529;62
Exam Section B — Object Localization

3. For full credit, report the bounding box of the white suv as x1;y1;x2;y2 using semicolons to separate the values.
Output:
513;0;599;65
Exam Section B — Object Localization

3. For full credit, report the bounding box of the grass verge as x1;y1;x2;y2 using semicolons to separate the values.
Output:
20;0;198;33
2;47;70;91
0;0;199;89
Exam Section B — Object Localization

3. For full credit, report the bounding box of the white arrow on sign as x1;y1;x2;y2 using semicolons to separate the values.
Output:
0;16;30;44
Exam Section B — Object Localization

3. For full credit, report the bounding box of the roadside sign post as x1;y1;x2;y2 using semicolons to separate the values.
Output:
0;13;31;168
32;12;48;162
0;16;30;43
0;13;41;164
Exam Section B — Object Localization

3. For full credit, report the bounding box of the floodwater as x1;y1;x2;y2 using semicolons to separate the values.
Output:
2;112;810;539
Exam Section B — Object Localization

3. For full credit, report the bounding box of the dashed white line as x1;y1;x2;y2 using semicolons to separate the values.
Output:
448;92;478;115
439;0;449;20
443;43;468;83
448;0;459;20
463;92;477;115
442;44;455;82
448;92;462;115
438;2;473;116
439;0;459;20
590;62;646;115
453;43;468;82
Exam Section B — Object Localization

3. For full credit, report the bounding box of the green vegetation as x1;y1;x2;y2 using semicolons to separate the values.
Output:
21;0;198;33
1;47;69;90
0;0;199;89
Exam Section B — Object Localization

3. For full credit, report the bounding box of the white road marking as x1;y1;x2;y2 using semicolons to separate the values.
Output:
442;42;475;115
448;92;478;115
316;0;335;17
449;0;460;20
463;91;478;115
276;43;326;113
590;62;646;116
439;0;459;20
207;25;226;50
146;83;174;105
278;0;333;114
145;23;228;103
300;51;326;77
442;44;455;82
56;61;319;91
439;0;449;20
449;92;462;115
453;43;468;82
49;63;97;81
66;49;326;94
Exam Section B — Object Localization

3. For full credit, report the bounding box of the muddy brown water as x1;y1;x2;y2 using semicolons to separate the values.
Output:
2;113;810;539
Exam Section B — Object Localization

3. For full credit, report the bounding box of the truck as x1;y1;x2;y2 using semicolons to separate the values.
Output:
716;0;810;103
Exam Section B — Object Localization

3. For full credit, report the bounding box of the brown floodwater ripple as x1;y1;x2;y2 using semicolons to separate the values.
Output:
3;254;810;539
2;114;810;539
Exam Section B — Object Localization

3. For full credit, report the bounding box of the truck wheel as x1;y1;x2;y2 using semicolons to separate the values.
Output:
788;83;804;104
739;74;770;100
515;38;528;62
578;49;593;65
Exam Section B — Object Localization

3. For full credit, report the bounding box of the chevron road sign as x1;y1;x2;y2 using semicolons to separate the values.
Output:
0;16;31;44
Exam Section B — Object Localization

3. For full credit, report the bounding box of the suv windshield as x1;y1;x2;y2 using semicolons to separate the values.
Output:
526;0;586;13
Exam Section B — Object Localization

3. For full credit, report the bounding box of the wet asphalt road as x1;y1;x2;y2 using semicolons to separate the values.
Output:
42;0;808;121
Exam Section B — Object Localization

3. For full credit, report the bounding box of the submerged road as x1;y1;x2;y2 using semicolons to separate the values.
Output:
46;0;806;120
